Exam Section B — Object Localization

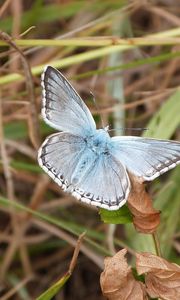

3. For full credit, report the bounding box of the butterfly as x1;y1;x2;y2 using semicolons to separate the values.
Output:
38;66;180;211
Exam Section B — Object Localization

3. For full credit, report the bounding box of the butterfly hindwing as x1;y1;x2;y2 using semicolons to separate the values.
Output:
73;153;130;210
38;132;86;189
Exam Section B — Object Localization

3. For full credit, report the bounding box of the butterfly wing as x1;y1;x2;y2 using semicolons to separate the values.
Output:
41;66;96;136
38;132;130;210
111;136;180;181
38;132;87;190
73;154;130;210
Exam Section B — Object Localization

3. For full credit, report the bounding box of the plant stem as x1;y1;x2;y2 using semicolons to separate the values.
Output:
152;232;162;257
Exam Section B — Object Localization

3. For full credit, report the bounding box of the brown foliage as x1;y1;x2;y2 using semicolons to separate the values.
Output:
127;174;160;233
100;249;147;300
136;252;180;300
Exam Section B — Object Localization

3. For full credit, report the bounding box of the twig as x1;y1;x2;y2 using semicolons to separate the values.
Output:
0;223;31;279
0;0;11;18
0;276;33;300
68;232;86;274
33;218;104;269
20;26;36;37
27;174;50;216
5;139;36;160
0;93;15;200
0;95;32;278
0;31;40;149
10;0;22;73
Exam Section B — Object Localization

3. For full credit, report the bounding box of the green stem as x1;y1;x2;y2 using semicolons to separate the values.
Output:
0;36;180;47
152;232;162;257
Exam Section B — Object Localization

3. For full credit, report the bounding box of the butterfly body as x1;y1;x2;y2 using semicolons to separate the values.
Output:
85;129;111;155
38;66;180;211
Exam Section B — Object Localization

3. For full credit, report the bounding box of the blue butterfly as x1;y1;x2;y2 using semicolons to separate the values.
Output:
38;66;180;210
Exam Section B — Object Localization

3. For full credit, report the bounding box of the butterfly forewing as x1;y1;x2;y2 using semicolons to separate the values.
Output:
41;66;96;136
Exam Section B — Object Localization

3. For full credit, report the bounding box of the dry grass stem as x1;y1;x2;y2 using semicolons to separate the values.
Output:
68;232;86;274
0;0;11;18
32;218;104;269
0;276;33;300
0;31;40;149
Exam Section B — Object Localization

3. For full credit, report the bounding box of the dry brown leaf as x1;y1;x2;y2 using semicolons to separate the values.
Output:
136;252;180;300
127;174;160;233
100;249;147;300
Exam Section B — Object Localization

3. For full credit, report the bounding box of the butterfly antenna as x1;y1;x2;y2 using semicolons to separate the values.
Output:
90;91;105;128
108;127;149;133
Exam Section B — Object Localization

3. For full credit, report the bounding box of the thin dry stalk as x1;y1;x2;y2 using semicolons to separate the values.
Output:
69;232;86;274
98;89;173;114
32;218;104;269
33;247;73;271
10;0;22;72
0;0;11;18
6;139;36;159
0;94;14;200
0;221;31;279
159;56;180;89
0;96;29;280
0;98;33;278
1;276;33;300
0;239;18;279
0;31;41;149
27;174;50;214
150;5;180;26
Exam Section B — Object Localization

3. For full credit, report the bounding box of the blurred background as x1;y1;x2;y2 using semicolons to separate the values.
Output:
0;0;180;299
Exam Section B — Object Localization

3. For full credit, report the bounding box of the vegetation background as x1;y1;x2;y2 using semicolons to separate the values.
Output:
0;0;180;299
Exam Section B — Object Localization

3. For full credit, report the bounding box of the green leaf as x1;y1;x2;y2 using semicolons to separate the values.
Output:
4;120;53;140
10;161;41;173
75;51;180;80
99;205;132;224
125;224;157;254
143;89;180;139
4;121;28;140
36;272;70;300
